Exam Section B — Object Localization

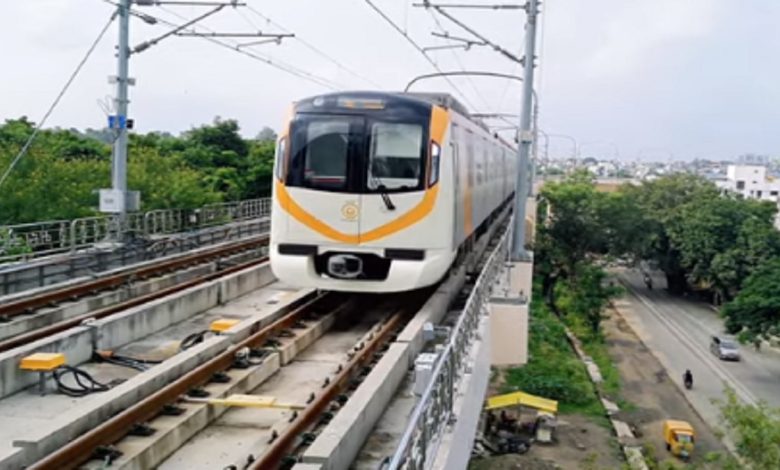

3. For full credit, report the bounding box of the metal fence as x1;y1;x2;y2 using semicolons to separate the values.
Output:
0;198;270;263
386;221;512;470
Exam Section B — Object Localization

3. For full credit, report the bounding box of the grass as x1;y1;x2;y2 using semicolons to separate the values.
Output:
501;276;633;430
502;282;605;421
565;314;622;398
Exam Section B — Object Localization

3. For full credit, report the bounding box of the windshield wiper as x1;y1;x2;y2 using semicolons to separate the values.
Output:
370;174;396;211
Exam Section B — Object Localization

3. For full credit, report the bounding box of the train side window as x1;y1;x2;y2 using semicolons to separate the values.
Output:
274;136;287;180
428;141;441;186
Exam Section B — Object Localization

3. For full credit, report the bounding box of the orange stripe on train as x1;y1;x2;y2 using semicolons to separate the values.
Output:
275;181;440;244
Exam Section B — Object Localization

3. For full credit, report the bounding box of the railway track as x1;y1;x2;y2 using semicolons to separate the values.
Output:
27;291;424;470
0;235;268;318
0;235;269;353
28;292;336;469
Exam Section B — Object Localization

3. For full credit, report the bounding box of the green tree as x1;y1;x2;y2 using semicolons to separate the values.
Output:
244;138;276;198
722;259;780;341
716;388;780;470
556;263;621;335
536;171;615;315
620;174;720;294
0;118;224;224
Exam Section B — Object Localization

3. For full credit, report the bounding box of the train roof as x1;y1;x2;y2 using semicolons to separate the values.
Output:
294;91;471;117
293;91;515;150
399;92;471;117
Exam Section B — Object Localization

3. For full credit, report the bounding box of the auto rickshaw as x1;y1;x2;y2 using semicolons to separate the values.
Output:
663;420;695;460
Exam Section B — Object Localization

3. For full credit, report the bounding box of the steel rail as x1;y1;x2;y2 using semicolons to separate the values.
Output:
0;255;268;353
0;235;269;319
27;292;332;470
250;308;408;469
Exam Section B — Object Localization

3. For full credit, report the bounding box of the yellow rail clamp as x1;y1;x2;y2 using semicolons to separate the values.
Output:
210;318;240;333
20;352;66;396
485;391;558;414
188;394;306;410
20;352;66;371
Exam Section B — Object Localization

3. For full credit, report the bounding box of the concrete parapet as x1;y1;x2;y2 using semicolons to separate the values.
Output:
0;444;25;470
432;315;492;470
0;262;221;343
94;282;221;351
218;261;275;302
395;266;465;361
301;343;410;469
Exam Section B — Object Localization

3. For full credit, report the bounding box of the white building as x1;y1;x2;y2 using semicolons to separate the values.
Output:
716;164;780;229
716;164;780;203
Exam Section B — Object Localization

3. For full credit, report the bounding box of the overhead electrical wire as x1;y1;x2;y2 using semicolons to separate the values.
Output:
363;0;477;111
152;4;343;90
98;0;341;90
535;0;547;119
244;3;384;89
425;9;492;112
0;12;117;190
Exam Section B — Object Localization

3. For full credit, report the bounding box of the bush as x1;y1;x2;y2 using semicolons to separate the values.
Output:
504;291;599;409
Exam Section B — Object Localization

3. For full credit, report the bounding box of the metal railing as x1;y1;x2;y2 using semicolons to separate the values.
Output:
386;221;511;470
0;198;270;264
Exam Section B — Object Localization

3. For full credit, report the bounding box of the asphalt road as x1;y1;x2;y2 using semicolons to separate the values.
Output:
614;268;780;431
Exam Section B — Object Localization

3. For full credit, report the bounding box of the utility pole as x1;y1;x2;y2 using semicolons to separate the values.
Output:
97;0;288;234
101;0;140;223
529;93;539;196
511;0;539;261
108;0;132;219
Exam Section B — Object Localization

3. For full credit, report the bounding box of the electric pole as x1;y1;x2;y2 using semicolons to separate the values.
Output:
511;0;539;261
106;0;132;219
97;0;290;234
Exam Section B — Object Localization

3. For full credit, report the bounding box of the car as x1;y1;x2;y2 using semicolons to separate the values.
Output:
710;335;741;361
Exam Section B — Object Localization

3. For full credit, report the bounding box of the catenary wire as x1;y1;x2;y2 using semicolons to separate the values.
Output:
364;0;477;111
0;13;117;190
152;3;343;90
426;9;492;112
244;3;384;89
98;0;341;90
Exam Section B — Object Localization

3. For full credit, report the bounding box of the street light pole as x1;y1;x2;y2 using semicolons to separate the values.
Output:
511;0;539;261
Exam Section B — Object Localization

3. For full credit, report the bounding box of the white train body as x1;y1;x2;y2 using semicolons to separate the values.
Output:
270;92;516;292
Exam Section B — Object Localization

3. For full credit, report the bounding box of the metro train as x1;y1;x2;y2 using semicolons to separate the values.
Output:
269;91;516;293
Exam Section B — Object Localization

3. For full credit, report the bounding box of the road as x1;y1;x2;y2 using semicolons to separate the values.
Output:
614;268;780;432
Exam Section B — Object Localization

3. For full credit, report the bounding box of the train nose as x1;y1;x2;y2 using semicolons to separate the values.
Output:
327;254;363;279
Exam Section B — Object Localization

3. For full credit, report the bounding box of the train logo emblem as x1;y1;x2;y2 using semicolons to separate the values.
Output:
341;201;359;221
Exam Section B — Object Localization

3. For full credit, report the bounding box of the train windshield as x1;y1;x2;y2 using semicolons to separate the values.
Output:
286;114;427;193
367;122;423;191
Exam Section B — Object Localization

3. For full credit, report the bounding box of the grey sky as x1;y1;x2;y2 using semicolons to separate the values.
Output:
1;0;778;161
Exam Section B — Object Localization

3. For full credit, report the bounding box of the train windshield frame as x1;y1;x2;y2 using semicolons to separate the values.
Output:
286;112;429;194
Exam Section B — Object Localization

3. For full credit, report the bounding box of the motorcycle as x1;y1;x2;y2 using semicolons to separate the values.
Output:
683;372;693;390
